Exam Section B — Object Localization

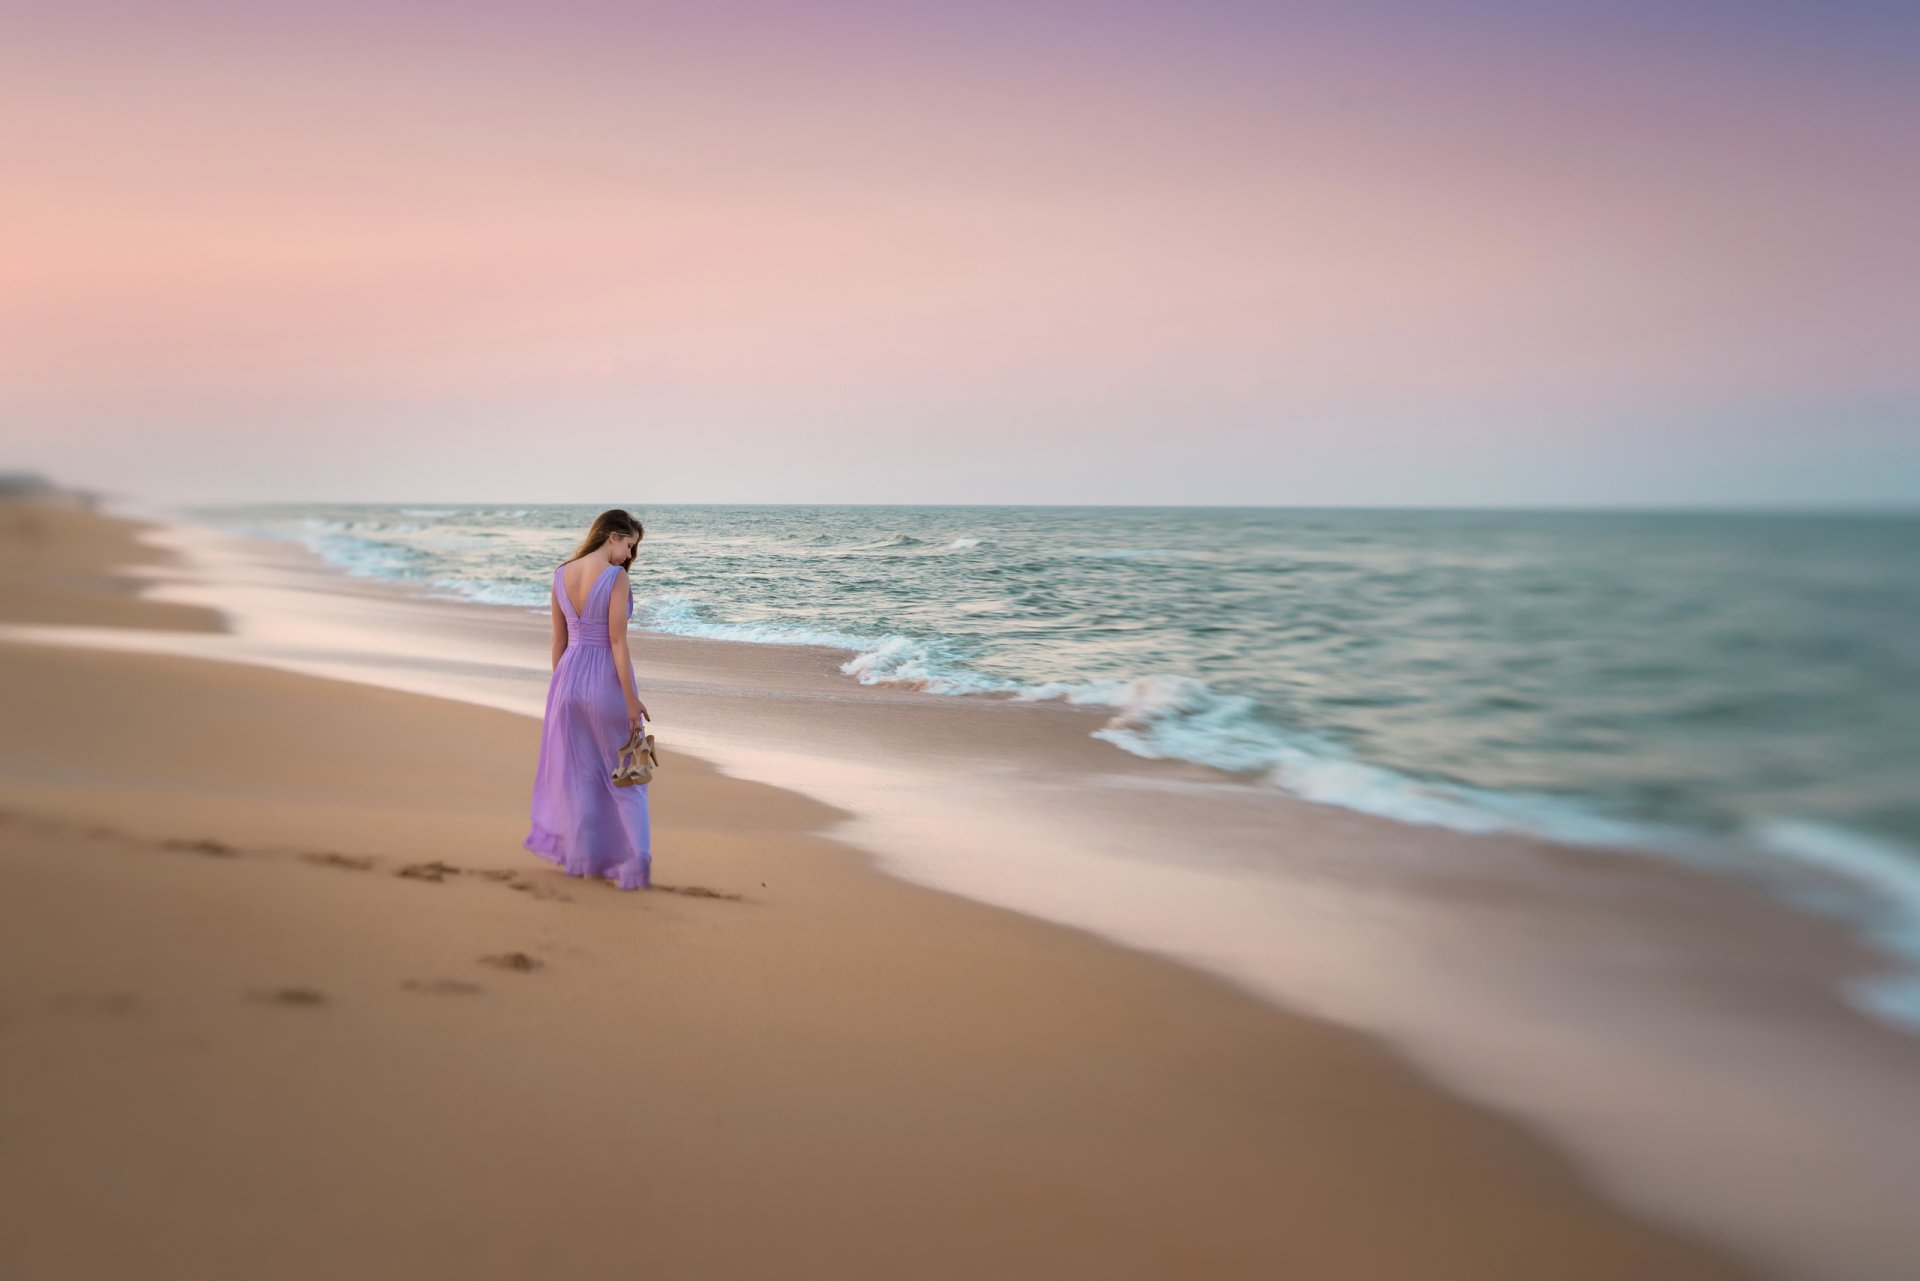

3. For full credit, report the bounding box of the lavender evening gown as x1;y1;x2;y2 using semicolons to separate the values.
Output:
524;560;652;889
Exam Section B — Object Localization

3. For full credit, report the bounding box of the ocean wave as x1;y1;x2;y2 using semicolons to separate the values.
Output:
423;578;549;608
628;591;1720;854
297;517;423;537
299;532;429;580
638;595;1009;695
637;593;882;653
840;635;1008;695
811;532;931;553
1751;819;1920;1027
1024;674;1665;845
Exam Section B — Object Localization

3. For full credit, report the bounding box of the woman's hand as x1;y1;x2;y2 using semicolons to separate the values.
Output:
627;699;649;731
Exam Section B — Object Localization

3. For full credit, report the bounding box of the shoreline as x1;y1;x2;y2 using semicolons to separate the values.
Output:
5;492;1919;1278
192;500;1920;928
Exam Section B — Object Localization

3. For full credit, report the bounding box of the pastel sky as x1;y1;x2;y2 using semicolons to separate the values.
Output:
2;0;1916;506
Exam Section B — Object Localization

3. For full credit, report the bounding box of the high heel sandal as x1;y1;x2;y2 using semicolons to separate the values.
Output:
612;723;656;787
610;729;639;787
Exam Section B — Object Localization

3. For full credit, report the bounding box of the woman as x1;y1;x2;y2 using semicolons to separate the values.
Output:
524;509;653;890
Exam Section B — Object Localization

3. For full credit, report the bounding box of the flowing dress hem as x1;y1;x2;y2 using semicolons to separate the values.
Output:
524;825;652;891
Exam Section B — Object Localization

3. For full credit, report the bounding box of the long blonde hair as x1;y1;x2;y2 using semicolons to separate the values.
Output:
567;509;645;570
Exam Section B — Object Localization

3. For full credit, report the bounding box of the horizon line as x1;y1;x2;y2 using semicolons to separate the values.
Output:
160;496;1920;518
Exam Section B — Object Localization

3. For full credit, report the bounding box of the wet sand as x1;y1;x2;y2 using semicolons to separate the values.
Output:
0;492;1774;1278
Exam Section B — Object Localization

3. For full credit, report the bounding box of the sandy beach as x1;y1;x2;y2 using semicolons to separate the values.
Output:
9;0;1914;1270
0;494;1798;1279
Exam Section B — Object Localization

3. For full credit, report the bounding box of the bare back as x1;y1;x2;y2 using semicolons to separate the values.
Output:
559;556;617;619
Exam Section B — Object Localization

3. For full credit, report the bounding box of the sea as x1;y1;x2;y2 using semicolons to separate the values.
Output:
192;502;1920;1008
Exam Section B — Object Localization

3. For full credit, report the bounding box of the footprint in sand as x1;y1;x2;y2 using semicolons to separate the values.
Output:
478;951;544;972
396;860;463;882
301;851;377;872
507;880;572;901
401;978;484;996
247;987;328;1007
473;868;573;900
657;883;742;901
163;836;240;858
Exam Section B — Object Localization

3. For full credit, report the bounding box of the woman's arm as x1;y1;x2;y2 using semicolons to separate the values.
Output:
607;568;649;728
550;587;568;670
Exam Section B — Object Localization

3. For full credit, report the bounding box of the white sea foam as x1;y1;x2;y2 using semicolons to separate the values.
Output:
638;593;881;654
1758;820;1920;915
820;532;927;553
299;534;424;580
424;578;548;608
636;594;1017;695
840;635;1007;695
1752;820;1920;1027
1040;674;1665;847
628;593;1793;859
